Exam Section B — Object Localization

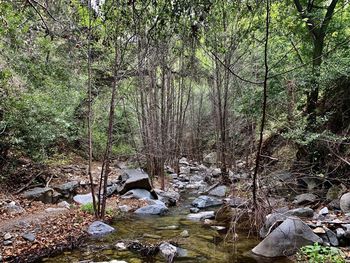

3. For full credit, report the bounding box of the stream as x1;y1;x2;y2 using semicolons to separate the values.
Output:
42;191;292;263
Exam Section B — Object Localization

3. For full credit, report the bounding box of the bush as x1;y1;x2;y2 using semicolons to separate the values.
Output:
297;243;345;263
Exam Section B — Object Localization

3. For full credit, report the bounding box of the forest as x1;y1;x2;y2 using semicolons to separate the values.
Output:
0;0;349;262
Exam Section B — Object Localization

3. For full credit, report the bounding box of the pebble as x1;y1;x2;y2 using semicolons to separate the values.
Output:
313;227;326;234
3;240;12;246
211;226;226;231
319;207;329;215
22;233;36;242
4;233;12;240
190;207;200;213
180;230;189;238
115;242;127;250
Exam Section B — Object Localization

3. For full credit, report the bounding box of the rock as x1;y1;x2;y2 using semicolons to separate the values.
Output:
4;233;12;240
208;185;227;197
328;199;341;210
88;221;115;238
230;172;249;181
155;189;180;206
157;225;179;230
336;228;345;238
313;227;326;234
293;193;317;205
159;242;177;262
179;157;189;166
340;193;350;213
203;152;217;165
115;242;127;250
22;233;35;242
211;226;226;231
73;193;94;205
180;230;189;237
118;205;131;212
298;177;323;191
23;187;54;203
3;240;12;246
106;184;118;197
252;217;322;257
179;166;190;175
143;233;162;239
190;207;200;213
211;168;221;177
203;219;214;225
122;189;155;200
324;228;339;246
319;207;329;215
117;169;152;195
186;211;215;221
259;213;287;238
53;181;79;196
326;185;342;201
57;201;70;209
2;202;24;215
45;207;67;213
134;204;168;215
192;195;223;209
288;207;314;218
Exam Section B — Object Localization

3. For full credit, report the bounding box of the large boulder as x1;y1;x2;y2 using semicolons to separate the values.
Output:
252;217;322;257
53;181;79;196
88;221;115;238
134;203;168;215
117;169;152;195
23;187;54;203
340;193;350;213
192;195;223;209
155;189;180;206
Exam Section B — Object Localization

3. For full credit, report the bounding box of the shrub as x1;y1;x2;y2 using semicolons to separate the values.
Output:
297;243;345;263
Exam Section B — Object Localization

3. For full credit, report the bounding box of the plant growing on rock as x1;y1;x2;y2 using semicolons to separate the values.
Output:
296;243;345;263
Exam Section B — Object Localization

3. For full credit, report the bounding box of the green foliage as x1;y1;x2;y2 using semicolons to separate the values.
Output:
297;243;345;263
80;203;95;214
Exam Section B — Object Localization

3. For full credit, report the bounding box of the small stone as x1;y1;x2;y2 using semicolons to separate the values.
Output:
4;233;12;240
203;219;214;225
118;205;131;212
143;233;162;239
180;230;189;238
57;201;70;209
115;242;127;250
316;221;322;227
157;225;178;230
313;227;326;234
3;240;12;246
190;207;200;213
22;233;36;242
211;226;226;231
319;207;329;215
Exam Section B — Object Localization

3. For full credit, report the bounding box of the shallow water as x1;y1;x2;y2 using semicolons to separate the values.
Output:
43;194;292;263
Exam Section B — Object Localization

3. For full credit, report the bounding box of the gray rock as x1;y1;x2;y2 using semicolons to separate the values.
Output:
179;166;190;175
325;228;339;246
190;207;200;213
288;207;314;218
336;228;345;238
53;181;79;196
192;195;223;209
340;193;350;213
88;221;115;237
155;189;180;206
73;193;94;205
186;211;215;221
106;184;118;197
319;207;329;215
203;152;217;165
252;217;322;257
159;242;177;262
23;187;54;203
180;230;189;237
118;205;131;212
57;201;70;209
208;185;227;197
45;207;67;213
259;212;287;238
4;233;12;240
179;157;189;166
122;189;154;200
293;193;317;205
117;169;152;195
225;197;247;208
3;240;12;246
328;199;341;210
211;168;221;177
2;202;24;215
134;204;168;215
22;233;35;242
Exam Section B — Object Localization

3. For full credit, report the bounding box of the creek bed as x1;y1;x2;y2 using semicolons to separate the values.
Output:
42;193;292;263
